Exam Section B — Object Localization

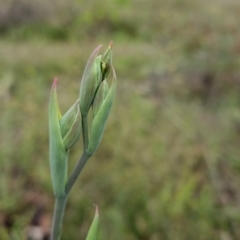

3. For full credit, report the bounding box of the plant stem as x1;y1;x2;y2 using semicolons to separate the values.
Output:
51;151;91;240
82;115;89;151
51;109;91;240
51;196;67;240
65;150;91;195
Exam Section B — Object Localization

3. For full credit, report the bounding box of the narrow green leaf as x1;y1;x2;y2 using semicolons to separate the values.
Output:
85;206;99;240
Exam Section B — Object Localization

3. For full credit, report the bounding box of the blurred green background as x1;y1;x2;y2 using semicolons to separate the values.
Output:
1;0;240;239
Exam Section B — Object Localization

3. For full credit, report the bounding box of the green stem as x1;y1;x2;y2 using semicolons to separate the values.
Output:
51;151;91;240
65;151;91;195
82;115;89;151
51;197;67;240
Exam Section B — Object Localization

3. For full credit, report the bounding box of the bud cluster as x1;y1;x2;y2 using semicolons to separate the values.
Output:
49;43;116;197
79;42;116;155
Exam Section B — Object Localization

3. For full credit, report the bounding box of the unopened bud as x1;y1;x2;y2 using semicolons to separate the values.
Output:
87;68;117;155
101;42;113;80
60;100;81;150
80;46;102;116
92;80;109;118
49;78;68;197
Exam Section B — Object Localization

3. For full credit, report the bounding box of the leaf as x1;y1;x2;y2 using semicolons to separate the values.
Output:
85;205;99;240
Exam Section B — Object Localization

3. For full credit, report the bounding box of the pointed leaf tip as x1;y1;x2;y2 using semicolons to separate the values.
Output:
94;204;99;215
85;204;99;240
110;41;113;49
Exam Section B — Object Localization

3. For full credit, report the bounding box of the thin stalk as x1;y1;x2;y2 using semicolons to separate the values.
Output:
82;115;89;151
65;150;91;195
51;114;91;240
51;197;67;240
51;151;91;240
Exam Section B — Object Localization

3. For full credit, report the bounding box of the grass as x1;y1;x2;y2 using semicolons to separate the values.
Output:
1;0;240;239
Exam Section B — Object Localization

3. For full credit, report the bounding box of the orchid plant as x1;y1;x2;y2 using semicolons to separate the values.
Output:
48;43;116;240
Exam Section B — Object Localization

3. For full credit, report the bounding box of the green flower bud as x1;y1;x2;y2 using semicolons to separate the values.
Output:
49;78;68;197
49;78;82;196
60;99;81;150
92;80;109;118
101;42;113;80
87;68;117;155
80;45;102;116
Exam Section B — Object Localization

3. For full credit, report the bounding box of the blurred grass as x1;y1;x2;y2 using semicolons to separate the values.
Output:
1;0;240;239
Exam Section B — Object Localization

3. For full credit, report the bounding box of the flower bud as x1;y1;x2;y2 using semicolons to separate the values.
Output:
87;68;117;155
80;46;102;116
92;80;109;118
49;78;68;197
101;42;113;80
49;78;83;196
60;99;81;150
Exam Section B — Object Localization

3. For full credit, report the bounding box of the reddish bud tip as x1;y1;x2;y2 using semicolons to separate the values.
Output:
52;77;58;89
